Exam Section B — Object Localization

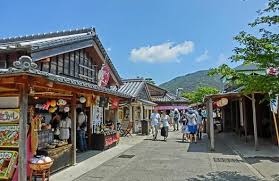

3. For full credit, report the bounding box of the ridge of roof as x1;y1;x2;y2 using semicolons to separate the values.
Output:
0;27;95;44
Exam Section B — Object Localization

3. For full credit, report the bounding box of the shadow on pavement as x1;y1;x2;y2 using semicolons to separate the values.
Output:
187;171;259;181
77;150;102;163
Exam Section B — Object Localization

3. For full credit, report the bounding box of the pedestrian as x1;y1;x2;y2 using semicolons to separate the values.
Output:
186;109;198;143
77;108;88;152
160;111;170;141
195;109;203;140
201;106;207;133
173;108;180;131
150;110;160;141
181;121;189;142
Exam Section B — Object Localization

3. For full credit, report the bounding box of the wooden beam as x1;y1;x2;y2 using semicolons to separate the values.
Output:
239;98;244;138
252;93;258;150
243;98;248;142
71;94;77;165
209;98;214;151
19;84;28;181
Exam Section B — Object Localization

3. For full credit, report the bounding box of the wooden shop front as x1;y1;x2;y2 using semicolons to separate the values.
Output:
0;28;130;181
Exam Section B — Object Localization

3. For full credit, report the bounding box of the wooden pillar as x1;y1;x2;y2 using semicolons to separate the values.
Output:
19;84;28;181
206;100;210;137
209;98;215;151
239;98;244;137
236;101;239;134
114;108;119;130
140;104;144;120
252;93;258;150
222;108;225;132
243;98;248;142
71;94;77;165
230;101;233;130
88;104;94;147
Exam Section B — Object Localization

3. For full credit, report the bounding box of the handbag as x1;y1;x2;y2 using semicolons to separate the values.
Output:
161;127;166;137
54;128;60;135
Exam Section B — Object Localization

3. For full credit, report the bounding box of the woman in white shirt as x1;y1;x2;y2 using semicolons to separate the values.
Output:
161;111;170;141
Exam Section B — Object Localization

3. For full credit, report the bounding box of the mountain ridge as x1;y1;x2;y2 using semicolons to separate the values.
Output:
159;69;222;93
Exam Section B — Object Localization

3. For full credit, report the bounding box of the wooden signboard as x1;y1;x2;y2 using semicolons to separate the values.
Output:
0;125;19;148
0;97;19;109
0;109;20;123
0;150;18;180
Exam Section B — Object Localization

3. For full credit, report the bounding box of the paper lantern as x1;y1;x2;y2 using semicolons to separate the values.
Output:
50;100;57;107
64;106;70;112
79;96;86;103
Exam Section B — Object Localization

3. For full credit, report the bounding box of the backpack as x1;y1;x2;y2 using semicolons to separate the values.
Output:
174;112;179;121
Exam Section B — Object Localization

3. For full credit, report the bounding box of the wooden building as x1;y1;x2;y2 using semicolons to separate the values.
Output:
112;79;157;134
146;83;189;113
0;28;131;180
205;64;278;151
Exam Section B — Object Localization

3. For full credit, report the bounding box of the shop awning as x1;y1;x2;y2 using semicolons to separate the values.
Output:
155;105;188;111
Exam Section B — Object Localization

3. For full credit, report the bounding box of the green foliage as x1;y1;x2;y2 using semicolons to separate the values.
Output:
182;86;219;104
209;0;279;96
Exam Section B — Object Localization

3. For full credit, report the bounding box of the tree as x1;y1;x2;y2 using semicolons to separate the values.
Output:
209;0;279;96
182;86;219;104
145;78;156;85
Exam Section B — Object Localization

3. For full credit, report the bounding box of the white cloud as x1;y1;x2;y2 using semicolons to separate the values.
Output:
217;53;228;65
196;50;209;63
130;41;194;63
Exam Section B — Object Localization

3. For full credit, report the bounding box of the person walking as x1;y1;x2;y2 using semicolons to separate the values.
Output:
186;109;198;143
173;108;180;131
194;109;203;140
161;111;170;141
150;110;160;141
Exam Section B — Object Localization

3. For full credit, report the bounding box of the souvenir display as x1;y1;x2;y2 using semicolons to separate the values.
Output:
0;125;19;148
57;99;67;106
0;150;18;180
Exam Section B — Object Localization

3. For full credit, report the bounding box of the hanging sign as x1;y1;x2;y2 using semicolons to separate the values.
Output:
216;98;228;107
0;97;19;109
0;125;19;148
270;97;278;114
111;98;119;109
0;150;18;180
99;96;109;107
98;64;110;87
0;109;20;123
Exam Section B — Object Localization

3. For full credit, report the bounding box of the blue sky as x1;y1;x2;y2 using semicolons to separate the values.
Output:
0;0;265;84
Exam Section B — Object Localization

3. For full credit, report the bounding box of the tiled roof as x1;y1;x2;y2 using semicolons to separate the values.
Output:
0;68;131;99
152;93;189;103
234;64;261;71
112;80;145;98
0;27;122;84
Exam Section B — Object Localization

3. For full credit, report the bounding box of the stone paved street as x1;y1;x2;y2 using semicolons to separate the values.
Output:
74;131;262;181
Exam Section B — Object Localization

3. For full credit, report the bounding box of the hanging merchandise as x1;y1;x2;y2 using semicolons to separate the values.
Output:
42;101;51;110
79;96;86;104
64;107;70;113
49;107;57;113
57;99;67;106
31;115;42;155
50;100;57;107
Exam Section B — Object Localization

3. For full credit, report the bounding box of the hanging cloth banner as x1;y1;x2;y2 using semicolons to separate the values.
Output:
98;64;110;87
111;98;119;109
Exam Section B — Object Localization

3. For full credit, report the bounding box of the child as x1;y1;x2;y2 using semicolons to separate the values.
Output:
181;121;188;142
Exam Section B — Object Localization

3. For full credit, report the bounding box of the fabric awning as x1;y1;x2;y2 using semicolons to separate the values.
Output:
155;105;188;111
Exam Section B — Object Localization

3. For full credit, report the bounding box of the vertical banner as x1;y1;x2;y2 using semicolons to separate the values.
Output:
111;98;119;110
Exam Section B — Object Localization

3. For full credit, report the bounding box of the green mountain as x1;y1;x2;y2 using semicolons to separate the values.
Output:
159;70;222;93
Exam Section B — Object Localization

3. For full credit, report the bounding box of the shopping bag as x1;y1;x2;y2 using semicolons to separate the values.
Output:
161;127;166;137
